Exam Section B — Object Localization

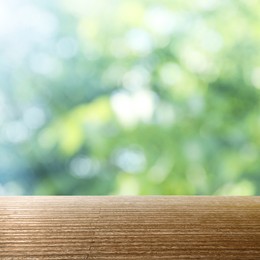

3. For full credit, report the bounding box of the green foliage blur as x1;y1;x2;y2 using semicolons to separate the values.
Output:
0;0;260;195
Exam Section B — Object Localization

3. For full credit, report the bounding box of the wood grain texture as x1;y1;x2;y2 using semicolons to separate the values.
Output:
0;196;259;259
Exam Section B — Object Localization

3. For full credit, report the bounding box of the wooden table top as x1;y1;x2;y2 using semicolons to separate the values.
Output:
0;196;259;259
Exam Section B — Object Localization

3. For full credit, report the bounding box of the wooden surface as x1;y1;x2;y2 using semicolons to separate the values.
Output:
0;196;259;259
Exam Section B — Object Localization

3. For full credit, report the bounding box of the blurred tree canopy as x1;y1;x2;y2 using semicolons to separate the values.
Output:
0;0;260;195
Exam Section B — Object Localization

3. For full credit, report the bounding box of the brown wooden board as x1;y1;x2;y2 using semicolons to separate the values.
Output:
0;196;259;259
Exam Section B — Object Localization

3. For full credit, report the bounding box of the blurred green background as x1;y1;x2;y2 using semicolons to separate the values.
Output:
0;0;260;195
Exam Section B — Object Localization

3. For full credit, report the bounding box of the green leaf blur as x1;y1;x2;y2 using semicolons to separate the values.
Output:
0;0;260;195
